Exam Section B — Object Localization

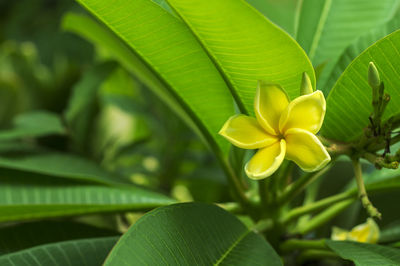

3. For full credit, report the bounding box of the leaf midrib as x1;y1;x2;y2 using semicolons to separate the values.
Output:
76;0;224;157
307;0;332;61
214;229;251;265
165;0;249;115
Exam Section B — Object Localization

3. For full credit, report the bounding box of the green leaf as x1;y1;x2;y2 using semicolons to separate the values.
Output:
0;169;175;222
0;221;119;255
105;202;282;265
65;1;236;155
296;0;399;91
0;143;128;186
0;111;65;140
62;13;195;133
321;30;400;141
65;62;117;151
246;0;298;36
380;220;400;244
0;236;119;266
324;15;400;95
166;0;315;114
326;240;400;266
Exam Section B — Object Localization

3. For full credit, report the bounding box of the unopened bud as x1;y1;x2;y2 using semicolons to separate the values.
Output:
300;72;313;95
368;62;381;89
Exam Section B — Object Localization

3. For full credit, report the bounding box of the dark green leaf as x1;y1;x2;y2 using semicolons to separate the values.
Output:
0;143;128;185
327;240;400;266
0;169;175;222
0;236;119;266
105;202;282;266
0;221;119;255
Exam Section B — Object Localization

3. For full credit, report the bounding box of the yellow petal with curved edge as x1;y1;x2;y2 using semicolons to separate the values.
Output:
245;139;286;180
255;81;289;135
279;90;326;134
348;218;380;244
331;227;349;241
219;114;278;149
285;128;330;172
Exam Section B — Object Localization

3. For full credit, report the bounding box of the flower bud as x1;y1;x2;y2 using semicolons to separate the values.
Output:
368;62;381;89
300;72;313;95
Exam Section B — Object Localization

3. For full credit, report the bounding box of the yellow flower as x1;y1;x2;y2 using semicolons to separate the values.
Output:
219;81;330;180
331;218;380;244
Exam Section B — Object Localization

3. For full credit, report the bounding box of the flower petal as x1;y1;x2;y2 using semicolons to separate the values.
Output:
219;114;278;149
331;227;349;241
245;139;286;180
284;128;330;172
348;218;380;244
279;90;326;134
255;81;289;135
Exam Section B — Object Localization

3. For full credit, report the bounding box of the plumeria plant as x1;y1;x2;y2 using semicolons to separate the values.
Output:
2;0;400;265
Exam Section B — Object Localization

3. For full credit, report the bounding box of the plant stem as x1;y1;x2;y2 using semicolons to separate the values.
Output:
258;178;269;210
278;164;332;206
352;158;382;219
295;199;354;235
252;218;273;233
281;190;355;224
296;177;322;228
280;239;327;253
220;157;255;216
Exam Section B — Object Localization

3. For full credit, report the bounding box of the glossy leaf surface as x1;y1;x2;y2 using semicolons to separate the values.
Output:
105;203;282;265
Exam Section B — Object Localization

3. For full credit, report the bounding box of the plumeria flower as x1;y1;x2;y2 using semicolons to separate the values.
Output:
219;81;331;179
331;218;380;244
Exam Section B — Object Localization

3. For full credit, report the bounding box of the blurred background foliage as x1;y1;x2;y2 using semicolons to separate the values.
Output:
0;0;230;225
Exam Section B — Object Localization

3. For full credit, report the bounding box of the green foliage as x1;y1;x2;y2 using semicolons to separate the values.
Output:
0;237;119;266
324;14;400;95
0;111;65;140
0;221;119;255
105;203;282;265
322;30;400;141
74;0;237;155
296;0;399;90
0;169;174;222
326;240;400;265
1;0;400;264
167;0;315;112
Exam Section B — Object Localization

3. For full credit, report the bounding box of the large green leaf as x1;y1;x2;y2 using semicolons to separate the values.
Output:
0;169;175;222
167;0;315;114
69;1;236;155
0;111;65;140
0;143;128;185
246;0;298;36
324;15;400;95
0;221;119;255
321;30;400;141
0;236;119;266
105;202;282;265
62;13;195;134
296;0;399;91
326;240;400;266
